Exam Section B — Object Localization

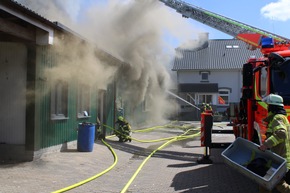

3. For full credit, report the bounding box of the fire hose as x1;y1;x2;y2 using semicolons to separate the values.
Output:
51;123;200;193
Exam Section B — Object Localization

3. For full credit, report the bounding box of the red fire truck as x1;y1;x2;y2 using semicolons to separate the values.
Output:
160;0;290;144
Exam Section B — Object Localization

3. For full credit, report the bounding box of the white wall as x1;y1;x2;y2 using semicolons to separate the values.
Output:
177;69;242;103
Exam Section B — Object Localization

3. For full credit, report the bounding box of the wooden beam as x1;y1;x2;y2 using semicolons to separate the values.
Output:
0;17;35;42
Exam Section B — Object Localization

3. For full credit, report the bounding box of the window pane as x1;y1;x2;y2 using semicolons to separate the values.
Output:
197;94;213;104
219;96;227;104
77;84;90;116
219;91;229;95
218;89;229;105
201;73;208;80
51;80;68;119
206;95;212;103
56;83;62;115
62;82;68;116
51;86;56;114
260;67;267;97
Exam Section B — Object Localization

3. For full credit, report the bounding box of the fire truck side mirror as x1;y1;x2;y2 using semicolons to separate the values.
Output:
243;63;253;87
269;52;285;65
269;52;288;72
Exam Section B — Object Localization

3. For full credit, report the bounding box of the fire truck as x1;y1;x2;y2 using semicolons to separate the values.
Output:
159;0;290;144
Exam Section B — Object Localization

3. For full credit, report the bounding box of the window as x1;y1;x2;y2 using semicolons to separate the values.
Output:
226;45;239;49
186;93;196;104
218;89;230;105
197;94;212;104
200;71;209;82
260;67;267;97
77;84;91;118
51;80;68;120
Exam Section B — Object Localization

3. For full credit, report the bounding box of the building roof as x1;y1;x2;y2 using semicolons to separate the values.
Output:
0;0;126;65
0;0;89;39
1;0;61;28
172;39;263;71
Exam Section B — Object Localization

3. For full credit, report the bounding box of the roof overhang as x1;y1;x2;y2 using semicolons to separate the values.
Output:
0;1;55;45
178;83;218;93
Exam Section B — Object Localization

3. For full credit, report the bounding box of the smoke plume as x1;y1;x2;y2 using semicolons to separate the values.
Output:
16;0;201;124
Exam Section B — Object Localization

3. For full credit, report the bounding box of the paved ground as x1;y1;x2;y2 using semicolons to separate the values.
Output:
0;121;259;193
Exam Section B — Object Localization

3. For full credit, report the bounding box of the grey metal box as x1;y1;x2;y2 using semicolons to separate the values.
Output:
221;137;287;190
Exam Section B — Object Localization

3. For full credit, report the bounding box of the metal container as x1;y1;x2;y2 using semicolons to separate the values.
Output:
221;137;287;190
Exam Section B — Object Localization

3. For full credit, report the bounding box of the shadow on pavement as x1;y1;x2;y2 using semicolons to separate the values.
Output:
170;149;259;193
102;138;202;162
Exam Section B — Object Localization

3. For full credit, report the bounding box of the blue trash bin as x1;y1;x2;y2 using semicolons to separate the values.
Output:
77;122;95;152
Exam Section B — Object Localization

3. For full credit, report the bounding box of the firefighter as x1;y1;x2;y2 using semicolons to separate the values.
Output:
206;103;212;111
259;94;290;193
201;103;212;112
115;116;131;142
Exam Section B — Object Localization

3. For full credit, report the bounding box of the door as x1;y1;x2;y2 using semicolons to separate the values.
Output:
0;43;27;144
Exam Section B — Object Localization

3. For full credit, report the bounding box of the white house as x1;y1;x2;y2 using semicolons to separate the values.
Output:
172;36;263;120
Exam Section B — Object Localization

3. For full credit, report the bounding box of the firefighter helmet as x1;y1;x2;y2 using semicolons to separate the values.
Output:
118;116;124;121
262;94;284;107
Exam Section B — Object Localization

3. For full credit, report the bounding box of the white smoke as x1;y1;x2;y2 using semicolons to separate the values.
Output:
15;0;201;124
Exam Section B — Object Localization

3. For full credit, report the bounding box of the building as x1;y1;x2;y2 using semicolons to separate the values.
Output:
0;0;125;161
172;36;263;121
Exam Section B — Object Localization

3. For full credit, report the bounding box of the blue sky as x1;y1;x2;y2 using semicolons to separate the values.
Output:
174;0;290;40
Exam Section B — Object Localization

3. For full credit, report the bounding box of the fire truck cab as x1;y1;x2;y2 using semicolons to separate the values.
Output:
237;38;290;144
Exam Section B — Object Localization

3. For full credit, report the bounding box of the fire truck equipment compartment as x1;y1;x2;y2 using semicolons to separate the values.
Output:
221;137;287;190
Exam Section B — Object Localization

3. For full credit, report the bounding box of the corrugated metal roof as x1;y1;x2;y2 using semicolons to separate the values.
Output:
172;39;263;71
2;0;86;35
2;0;59;28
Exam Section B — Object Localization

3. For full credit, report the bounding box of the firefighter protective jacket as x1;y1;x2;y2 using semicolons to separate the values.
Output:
264;114;290;169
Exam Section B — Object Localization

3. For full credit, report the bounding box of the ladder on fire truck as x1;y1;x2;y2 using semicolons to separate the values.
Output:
159;0;290;53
